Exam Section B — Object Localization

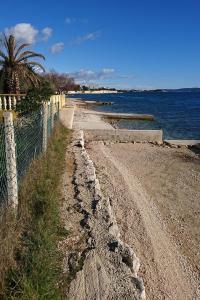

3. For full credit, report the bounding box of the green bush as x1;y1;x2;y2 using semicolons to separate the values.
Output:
16;81;54;115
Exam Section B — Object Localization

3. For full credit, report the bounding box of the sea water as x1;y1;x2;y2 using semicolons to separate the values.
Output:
70;92;200;139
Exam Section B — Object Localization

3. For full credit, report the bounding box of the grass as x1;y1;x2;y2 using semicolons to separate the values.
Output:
0;123;71;299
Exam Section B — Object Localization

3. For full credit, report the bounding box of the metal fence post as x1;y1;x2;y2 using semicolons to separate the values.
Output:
42;102;48;152
3;112;18;209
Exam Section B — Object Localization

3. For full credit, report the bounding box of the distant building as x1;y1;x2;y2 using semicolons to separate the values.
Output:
67;90;118;94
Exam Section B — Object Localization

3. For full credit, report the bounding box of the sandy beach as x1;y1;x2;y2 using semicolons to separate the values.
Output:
1;4;200;298
62;103;200;299
86;140;200;299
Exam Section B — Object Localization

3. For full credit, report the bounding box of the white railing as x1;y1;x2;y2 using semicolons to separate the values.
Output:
50;94;66;108
0;94;26;110
0;94;66;111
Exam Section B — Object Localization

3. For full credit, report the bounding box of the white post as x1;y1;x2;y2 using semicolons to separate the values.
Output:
42;102;48;152
57;98;60;112
0;97;2;110
3;112;18;209
51;102;54;129
8;96;12;110
4;97;7;110
61;94;65;107
59;95;61;107
57;97;59;112
13;96;17;108
59;95;61;108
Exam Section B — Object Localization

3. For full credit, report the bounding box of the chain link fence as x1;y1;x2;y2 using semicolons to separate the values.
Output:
0;99;62;208
0;125;7;204
15;111;44;182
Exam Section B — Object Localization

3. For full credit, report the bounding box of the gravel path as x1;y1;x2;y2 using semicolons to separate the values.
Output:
88;141;200;299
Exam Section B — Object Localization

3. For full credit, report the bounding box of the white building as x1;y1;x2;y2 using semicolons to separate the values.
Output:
67;90;118;94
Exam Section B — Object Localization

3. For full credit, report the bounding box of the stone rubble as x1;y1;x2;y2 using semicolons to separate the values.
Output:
67;130;146;300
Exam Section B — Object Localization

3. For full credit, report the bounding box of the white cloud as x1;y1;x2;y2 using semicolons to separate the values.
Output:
71;31;101;45
101;68;115;74
50;42;64;54
69;68;115;83
5;23;53;44
65;17;88;25
68;68;136;88
5;23;38;44
41;27;52;41
65;17;76;24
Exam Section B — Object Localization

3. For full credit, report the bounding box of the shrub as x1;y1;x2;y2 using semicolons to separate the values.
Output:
16;81;54;115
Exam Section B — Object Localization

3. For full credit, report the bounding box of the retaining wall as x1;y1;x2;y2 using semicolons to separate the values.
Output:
60;106;75;129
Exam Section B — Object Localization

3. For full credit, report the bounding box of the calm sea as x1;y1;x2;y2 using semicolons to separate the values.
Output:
70;92;200;139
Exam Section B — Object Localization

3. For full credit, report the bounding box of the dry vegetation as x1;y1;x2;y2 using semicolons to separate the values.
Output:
0;123;71;299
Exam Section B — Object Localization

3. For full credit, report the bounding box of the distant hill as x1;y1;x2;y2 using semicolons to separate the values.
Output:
165;88;200;93
125;88;200;93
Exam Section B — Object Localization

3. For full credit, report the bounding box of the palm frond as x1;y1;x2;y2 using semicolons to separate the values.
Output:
16;51;40;61
14;43;30;59
26;62;45;72
3;34;10;58
3;35;15;62
0;34;45;93
0;49;7;59
18;53;45;63
9;35;16;61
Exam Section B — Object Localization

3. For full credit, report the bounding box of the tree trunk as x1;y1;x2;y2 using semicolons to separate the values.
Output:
14;73;20;94
5;71;15;94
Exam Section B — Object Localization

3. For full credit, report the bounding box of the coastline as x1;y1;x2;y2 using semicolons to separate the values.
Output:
61;100;200;299
68;91;200;140
69;96;200;146
87;140;200;299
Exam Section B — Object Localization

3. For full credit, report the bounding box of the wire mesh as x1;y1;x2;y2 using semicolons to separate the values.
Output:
54;102;59;123
0;101;60;206
14;110;44;183
0;123;7;205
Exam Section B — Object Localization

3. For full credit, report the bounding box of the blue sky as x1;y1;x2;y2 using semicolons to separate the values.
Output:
1;0;200;89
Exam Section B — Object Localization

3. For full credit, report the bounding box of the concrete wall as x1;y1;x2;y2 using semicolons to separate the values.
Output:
60;107;75;129
84;129;163;142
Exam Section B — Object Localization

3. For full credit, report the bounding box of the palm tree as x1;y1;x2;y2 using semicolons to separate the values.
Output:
0;34;45;94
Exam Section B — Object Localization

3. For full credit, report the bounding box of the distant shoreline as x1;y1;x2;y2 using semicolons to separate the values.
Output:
67;92;200;140
67;87;200;95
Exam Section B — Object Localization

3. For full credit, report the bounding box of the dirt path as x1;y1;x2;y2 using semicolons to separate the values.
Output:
60;133;145;300
88;141;200;299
